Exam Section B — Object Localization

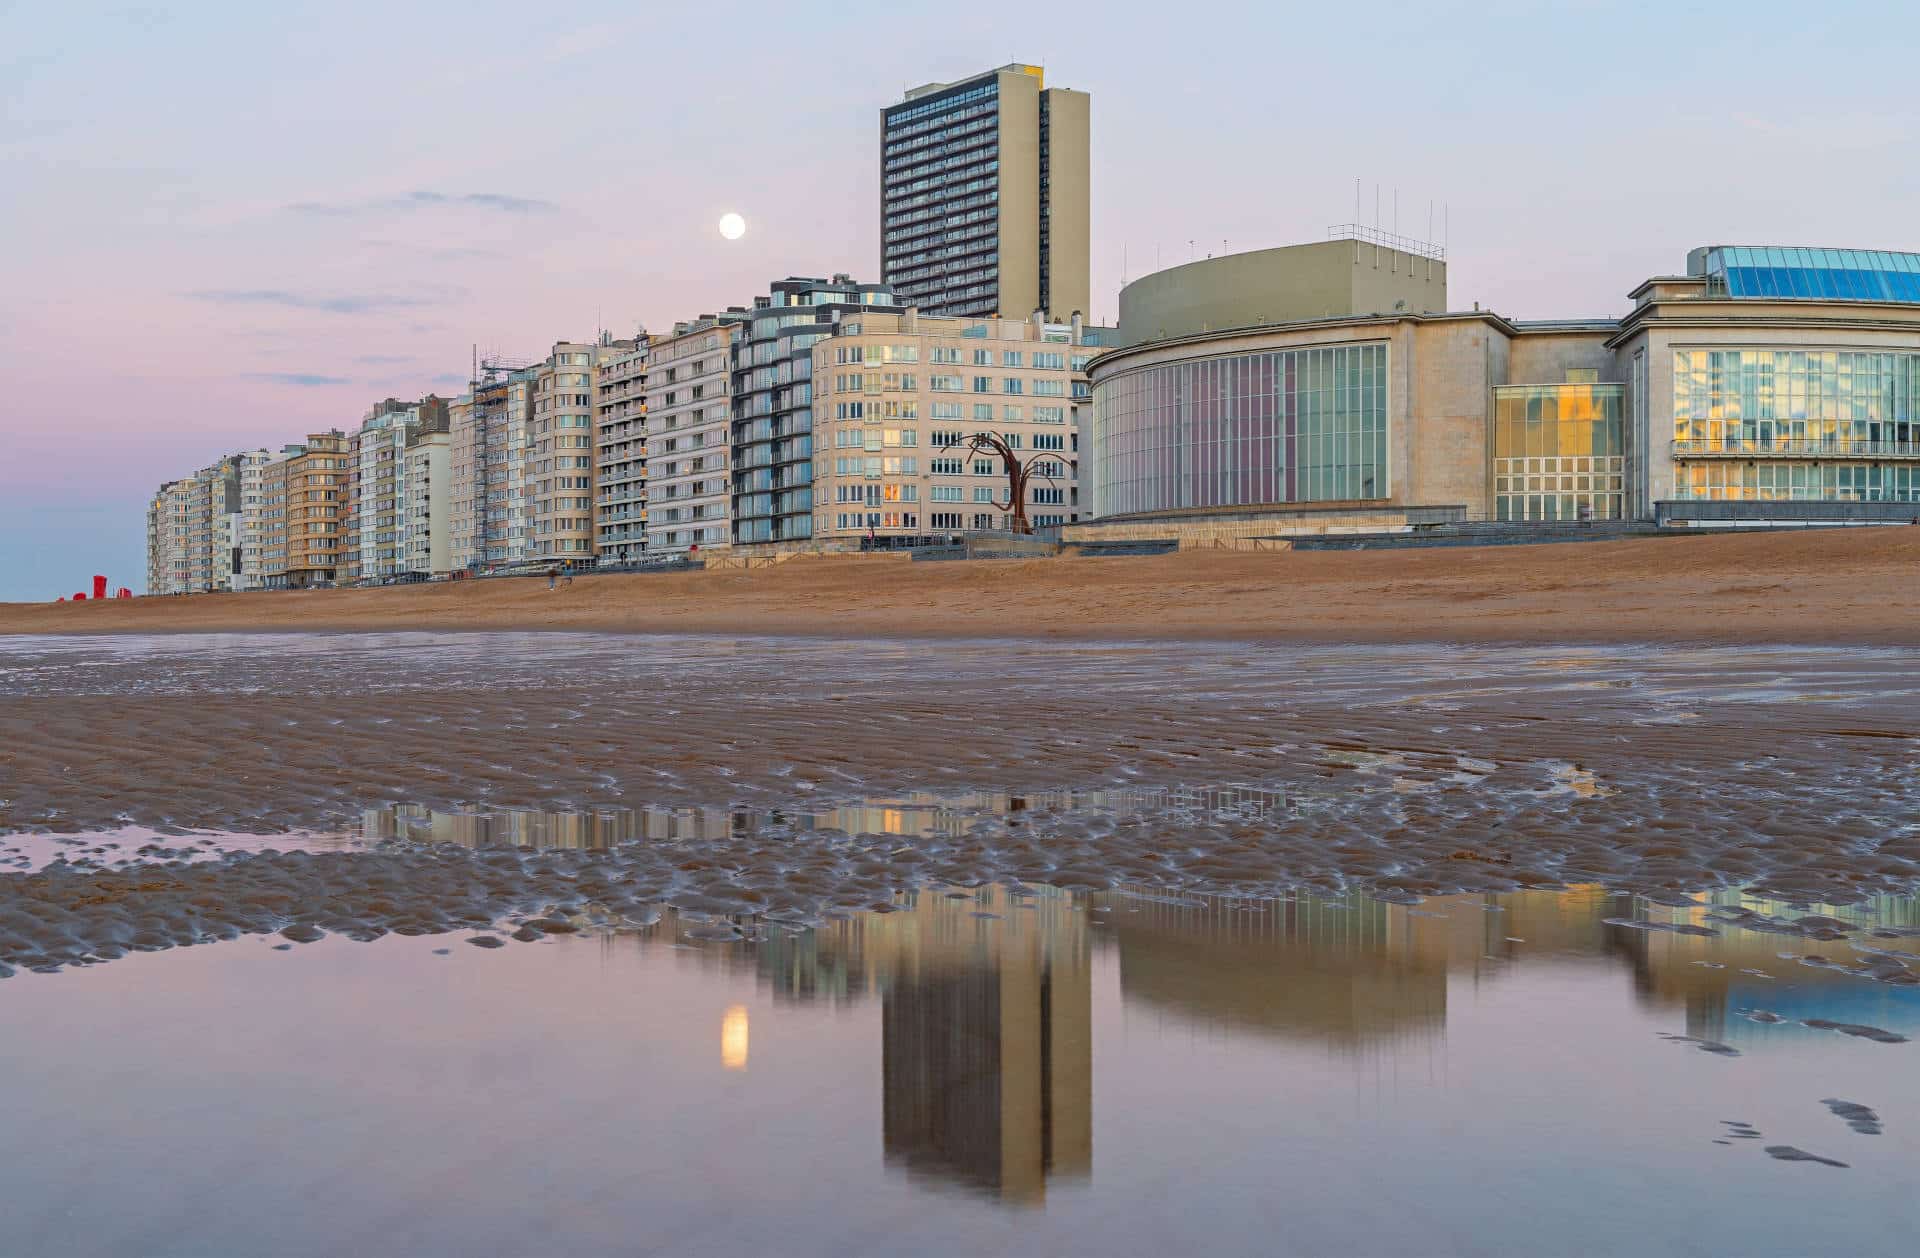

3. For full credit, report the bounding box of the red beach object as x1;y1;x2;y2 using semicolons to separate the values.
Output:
93;575;107;600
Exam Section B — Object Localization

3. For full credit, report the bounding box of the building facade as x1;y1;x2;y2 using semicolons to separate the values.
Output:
730;276;903;548
645;314;744;558
594;340;649;564
811;309;1105;545
145;478;195;594
403;427;452;576
344;397;449;583
270;431;348;587
1079;240;1920;538
235;447;285;591
881;63;1089;322
143;454;249;594
533;341;635;566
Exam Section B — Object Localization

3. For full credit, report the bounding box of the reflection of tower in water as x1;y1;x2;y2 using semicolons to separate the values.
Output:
875;887;1091;1205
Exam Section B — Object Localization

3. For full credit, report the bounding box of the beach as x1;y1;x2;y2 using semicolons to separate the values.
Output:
8;528;1920;644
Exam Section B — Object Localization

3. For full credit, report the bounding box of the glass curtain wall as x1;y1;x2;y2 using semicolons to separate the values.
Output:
1672;349;1920;501
1492;384;1625;521
1091;343;1388;518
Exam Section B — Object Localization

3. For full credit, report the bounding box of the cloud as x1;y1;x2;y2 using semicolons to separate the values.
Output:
354;354;413;365
362;239;504;262
243;372;350;387
290;190;558;216
189;288;457;314
427;373;468;387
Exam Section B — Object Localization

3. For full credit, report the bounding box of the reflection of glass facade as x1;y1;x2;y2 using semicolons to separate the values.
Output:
1091;343;1388;517
1492;384;1624;521
1672;349;1920;501
1700;246;1920;303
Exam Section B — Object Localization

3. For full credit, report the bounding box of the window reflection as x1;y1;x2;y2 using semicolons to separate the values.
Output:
1671;349;1920;502
1491;384;1625;522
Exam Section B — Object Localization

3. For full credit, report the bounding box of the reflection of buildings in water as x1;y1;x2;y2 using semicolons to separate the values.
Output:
872;887;1091;1205
1600;892;1920;1043
359;802;1919;1076
357;784;1292;853
1101;891;1449;1051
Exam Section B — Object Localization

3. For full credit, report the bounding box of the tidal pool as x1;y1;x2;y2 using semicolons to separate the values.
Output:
0;869;1915;1257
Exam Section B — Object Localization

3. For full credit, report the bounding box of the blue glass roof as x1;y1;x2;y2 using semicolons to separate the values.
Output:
1700;245;1920;303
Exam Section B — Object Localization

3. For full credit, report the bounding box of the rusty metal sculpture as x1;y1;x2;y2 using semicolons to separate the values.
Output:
937;432;1066;536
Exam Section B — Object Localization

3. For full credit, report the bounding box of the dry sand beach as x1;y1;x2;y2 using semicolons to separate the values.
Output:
7;527;1920;644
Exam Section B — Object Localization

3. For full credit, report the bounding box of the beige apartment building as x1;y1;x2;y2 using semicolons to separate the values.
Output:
532;339;636;566
810;309;1102;545
263;431;348;587
645;314;743;558
447;393;478;569
881;63;1090;322
594;340;649;564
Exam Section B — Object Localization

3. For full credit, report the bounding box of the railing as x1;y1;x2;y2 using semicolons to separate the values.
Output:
1672;439;1920;460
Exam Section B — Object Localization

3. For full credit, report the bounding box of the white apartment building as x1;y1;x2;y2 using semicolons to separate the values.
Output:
404;429;452;576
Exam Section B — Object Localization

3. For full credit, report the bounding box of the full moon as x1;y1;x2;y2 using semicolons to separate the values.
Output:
718;212;746;241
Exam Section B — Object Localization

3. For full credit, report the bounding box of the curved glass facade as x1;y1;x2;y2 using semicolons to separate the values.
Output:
1700;247;1920;304
1091;343;1388;518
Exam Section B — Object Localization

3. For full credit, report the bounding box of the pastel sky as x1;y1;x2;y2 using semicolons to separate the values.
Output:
3;0;1915;600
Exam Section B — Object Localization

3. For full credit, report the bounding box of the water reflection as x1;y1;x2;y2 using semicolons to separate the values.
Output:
323;802;1918;1205
355;785;1296;851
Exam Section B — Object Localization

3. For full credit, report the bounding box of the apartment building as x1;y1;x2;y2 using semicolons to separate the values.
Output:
404;426;452;576
235;447;286;590
645;313;744;558
594;339;649;564
730;276;902;548
143;454;251;594
255;450;294;582
344;396;449;583
449;378;525;572
532;340;636;566
264;431;348;587
145;478;195;594
881;63;1090;321
448;393;478;570
811;309;1103;546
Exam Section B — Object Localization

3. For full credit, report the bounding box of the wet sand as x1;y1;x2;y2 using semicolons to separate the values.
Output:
8;527;1920;644
5;635;1920;916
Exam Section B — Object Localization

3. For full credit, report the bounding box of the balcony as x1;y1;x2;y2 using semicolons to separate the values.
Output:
1672;439;1920;462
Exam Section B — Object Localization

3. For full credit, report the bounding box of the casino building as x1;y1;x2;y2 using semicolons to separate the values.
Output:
1074;235;1920;541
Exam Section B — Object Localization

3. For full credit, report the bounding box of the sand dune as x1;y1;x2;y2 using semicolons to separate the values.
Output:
9;527;1920;643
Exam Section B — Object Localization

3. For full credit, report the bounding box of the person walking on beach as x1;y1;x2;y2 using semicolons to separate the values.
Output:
547;564;559;591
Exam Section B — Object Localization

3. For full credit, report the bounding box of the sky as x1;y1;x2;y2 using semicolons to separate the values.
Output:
3;0;1917;599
